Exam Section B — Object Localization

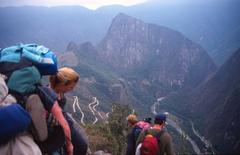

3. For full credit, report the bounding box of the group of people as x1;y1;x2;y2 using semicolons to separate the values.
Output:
0;44;175;155
0;66;88;155
126;113;175;155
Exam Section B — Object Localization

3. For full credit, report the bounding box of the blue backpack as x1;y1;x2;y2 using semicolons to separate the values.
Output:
0;104;31;144
0;43;58;76
0;44;58;95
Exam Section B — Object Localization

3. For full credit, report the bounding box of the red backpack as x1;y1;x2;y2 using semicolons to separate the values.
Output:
140;130;165;155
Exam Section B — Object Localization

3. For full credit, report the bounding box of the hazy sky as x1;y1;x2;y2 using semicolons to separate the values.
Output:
0;0;148;10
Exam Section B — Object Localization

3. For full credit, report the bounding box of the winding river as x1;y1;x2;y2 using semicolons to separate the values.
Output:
151;97;204;154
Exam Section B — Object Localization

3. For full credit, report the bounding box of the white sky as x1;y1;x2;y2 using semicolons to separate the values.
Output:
0;0;148;10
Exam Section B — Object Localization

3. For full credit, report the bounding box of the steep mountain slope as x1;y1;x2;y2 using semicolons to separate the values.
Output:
212;26;240;65
189;49;240;153
98;13;216;96
59;13;216;118
163;49;240;153
59;41;145;117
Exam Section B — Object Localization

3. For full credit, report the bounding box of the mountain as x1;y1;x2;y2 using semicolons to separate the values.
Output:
212;26;240;65
97;13;216;95
0;0;239;65
0;6;109;52
58;13;218;154
60;13;216;119
163;49;240;153
59;41;146;118
190;49;240;153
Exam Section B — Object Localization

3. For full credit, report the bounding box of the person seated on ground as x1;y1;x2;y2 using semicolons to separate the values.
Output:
49;67;88;155
136;113;175;155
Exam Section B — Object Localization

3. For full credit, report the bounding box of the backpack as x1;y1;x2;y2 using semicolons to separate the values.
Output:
136;121;151;131
0;44;58;99
0;43;58;76
133;121;151;142
140;130;165;155
133;125;143;142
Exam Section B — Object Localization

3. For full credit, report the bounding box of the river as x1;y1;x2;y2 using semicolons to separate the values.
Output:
151;97;204;154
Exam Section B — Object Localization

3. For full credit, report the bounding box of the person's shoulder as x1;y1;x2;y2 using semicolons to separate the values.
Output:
160;130;172;141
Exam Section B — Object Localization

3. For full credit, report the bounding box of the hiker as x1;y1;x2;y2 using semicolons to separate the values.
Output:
136;113;175;155
4;67;74;155
0;44;73;155
131;117;152;155
126;114;143;155
49;67;88;155
0;76;42;155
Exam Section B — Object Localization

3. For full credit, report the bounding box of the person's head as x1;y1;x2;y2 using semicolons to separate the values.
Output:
127;114;138;127
154;113;167;125
49;67;79;93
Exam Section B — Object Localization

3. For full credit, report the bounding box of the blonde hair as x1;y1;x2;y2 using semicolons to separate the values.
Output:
49;67;79;89
127;114;138;125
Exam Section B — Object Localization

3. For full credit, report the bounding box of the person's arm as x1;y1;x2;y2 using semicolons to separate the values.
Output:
51;101;73;155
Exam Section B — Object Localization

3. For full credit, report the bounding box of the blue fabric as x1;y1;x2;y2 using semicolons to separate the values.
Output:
0;43;58;76
36;85;58;112
0;104;31;144
126;126;142;155
7;66;41;94
155;113;166;122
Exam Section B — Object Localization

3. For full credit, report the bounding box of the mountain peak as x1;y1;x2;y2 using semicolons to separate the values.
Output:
98;13;216;90
113;13;133;20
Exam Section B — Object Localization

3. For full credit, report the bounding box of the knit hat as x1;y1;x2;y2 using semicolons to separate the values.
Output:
154;113;167;123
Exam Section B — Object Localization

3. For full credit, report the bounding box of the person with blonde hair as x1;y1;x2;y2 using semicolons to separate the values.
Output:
126;114;142;155
49;67;79;96
49;67;88;155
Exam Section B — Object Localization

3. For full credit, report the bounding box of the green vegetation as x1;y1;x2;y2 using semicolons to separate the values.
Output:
85;124;119;154
108;103;132;155
85;103;132;155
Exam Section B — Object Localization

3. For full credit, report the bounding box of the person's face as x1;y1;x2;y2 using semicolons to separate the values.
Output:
58;82;77;93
